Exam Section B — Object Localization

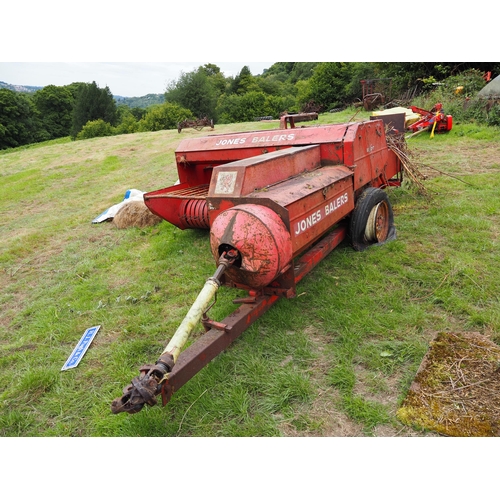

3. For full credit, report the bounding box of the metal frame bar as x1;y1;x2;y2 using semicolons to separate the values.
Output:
160;224;347;405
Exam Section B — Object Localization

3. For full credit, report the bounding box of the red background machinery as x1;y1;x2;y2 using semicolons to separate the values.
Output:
112;119;403;414
407;103;453;134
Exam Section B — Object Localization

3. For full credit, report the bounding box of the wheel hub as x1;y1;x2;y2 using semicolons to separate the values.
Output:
365;201;390;242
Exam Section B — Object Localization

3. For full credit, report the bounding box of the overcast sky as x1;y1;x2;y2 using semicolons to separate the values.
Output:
0;62;274;97
1;3;490;98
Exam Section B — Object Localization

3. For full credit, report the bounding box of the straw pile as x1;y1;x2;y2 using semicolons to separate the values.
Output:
397;331;500;436
386;132;429;196
112;200;162;229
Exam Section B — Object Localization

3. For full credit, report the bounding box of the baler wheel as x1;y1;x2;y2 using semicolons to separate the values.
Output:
349;187;396;251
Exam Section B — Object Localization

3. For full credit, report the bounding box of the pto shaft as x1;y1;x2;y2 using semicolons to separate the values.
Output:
111;249;239;414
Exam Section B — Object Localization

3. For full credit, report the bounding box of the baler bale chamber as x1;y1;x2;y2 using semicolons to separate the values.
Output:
111;119;403;415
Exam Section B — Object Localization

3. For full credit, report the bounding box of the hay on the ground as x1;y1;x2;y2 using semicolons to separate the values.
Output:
112;200;162;229
397;331;500;436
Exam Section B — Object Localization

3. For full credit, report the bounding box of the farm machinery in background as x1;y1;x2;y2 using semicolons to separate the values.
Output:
359;77;452;138
372;103;453;138
360;78;393;111
406;103;453;137
177;117;214;133
111;117;404;415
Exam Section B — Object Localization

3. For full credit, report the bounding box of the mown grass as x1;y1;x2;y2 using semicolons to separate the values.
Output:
1;111;498;436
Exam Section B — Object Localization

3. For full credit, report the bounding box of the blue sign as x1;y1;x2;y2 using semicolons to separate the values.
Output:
61;325;101;371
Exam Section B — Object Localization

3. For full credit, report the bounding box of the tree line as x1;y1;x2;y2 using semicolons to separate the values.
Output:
1;62;498;150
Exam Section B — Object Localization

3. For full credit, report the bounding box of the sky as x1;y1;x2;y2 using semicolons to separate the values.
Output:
0;62;274;97
1;3;490;99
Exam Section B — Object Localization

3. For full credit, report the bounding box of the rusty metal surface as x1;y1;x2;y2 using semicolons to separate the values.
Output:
111;219;350;414
146;185;209;199
360;79;393;110
160;293;281;405
111;353;174;414
174;123;349;157
111;118;404;414
144;184;210;229
180;199;209;229
279;112;319;129
178;117;214;133
210;204;292;289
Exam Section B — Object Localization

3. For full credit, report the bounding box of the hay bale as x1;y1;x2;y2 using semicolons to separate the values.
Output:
112;200;162;229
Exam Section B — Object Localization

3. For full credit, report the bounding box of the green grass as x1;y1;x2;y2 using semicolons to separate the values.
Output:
0;115;499;436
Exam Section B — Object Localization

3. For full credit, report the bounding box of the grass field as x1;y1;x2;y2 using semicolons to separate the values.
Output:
1;109;499;437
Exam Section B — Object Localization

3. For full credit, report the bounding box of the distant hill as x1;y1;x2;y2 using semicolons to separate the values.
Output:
114;93;165;108
0;81;164;108
0;81;43;93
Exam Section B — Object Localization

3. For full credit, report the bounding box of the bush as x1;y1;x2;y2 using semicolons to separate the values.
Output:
138;102;193;132
114;114;139;135
216;91;295;123
411;69;491;126
487;102;500;127
76;119;114;140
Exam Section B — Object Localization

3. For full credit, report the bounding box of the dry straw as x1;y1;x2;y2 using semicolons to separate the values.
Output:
113;200;162;229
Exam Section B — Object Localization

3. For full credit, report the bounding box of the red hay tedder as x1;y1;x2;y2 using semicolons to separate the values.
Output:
407;103;453;136
111;117;404;415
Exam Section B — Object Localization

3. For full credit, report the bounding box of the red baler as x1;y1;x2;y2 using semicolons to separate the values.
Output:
112;119;403;414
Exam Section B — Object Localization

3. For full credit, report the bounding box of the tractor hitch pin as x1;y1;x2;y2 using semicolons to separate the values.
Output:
111;249;239;414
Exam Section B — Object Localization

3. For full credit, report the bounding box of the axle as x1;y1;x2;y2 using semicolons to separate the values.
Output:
111;249;239;415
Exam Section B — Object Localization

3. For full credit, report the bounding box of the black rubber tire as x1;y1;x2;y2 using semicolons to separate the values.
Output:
349;187;396;251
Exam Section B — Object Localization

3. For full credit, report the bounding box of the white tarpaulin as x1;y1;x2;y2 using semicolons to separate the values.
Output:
92;189;145;223
477;75;500;99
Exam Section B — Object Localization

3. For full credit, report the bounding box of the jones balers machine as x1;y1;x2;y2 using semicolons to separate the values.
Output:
111;118;403;414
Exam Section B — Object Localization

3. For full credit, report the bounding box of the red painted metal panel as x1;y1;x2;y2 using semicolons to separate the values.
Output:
146;119;401;231
208;145;322;198
175;124;348;154
286;177;354;257
293;225;347;284
236;165;354;258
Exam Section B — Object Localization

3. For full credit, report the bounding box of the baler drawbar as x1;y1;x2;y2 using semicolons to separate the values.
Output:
111;118;403;415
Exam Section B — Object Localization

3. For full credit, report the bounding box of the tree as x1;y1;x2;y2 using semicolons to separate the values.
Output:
71;81;117;138
299;62;355;111
33;85;74;140
0;89;39;149
374;62;500;96
114;105;140;135
262;62;319;84
229;66;259;95
165;67;218;120
129;107;146;121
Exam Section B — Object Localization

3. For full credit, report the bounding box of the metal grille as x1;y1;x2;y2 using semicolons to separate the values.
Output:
146;185;209;200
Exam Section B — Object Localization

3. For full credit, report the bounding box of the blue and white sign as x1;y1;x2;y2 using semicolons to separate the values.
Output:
61;325;101;371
